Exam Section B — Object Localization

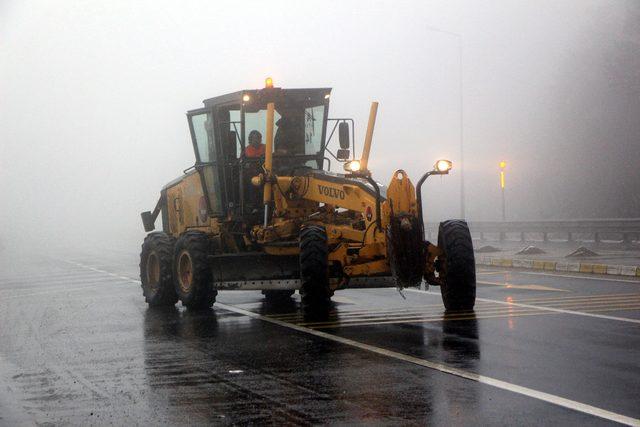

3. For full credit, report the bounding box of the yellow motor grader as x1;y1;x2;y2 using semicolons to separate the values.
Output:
140;80;475;311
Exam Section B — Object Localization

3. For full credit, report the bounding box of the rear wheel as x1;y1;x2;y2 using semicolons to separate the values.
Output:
140;232;178;307
174;231;217;309
299;225;331;310
438;220;476;310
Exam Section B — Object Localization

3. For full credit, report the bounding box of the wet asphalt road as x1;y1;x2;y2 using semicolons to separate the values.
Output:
1;248;639;426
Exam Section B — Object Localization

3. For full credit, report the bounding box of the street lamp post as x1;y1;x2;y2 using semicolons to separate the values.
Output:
458;38;464;220
499;161;506;221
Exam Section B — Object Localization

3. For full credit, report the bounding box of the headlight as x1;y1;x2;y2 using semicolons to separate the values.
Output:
435;159;452;173
344;160;361;173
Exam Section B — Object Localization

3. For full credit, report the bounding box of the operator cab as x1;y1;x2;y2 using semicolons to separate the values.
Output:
186;83;354;220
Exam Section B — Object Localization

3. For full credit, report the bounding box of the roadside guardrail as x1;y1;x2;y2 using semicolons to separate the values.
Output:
425;219;640;243
474;256;640;277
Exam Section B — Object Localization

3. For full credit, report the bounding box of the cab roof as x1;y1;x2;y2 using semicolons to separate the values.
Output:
202;87;332;108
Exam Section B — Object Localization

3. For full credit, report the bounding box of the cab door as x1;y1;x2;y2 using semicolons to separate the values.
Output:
213;104;242;218
187;108;224;217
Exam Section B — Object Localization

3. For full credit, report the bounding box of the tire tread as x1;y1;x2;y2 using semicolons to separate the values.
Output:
438;220;476;310
139;232;178;307
299;225;331;309
173;231;217;309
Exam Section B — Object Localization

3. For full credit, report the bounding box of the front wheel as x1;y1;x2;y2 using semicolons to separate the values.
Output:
173;231;217;309
299;225;331;310
438;220;476;310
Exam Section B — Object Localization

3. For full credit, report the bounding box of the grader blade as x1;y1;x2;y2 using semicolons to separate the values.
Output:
209;253;300;290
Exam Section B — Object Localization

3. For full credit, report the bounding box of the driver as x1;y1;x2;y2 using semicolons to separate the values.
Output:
244;130;265;158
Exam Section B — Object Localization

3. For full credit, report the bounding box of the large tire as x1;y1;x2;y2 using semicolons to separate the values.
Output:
438;220;476;310
140;232;178;307
299;225;331;310
173;231;217;309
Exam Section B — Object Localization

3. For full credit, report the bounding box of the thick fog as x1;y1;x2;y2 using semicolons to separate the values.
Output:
1;0;639;251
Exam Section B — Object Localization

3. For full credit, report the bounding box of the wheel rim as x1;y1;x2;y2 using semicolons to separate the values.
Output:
177;250;193;293
146;252;160;291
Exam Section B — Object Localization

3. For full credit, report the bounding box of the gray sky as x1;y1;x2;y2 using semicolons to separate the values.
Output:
1;0;638;249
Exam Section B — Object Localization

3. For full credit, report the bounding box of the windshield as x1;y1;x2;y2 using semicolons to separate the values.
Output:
243;99;327;160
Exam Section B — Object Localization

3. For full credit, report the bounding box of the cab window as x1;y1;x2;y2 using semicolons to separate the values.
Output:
188;110;223;215
244;109;281;156
304;104;325;155
190;112;216;162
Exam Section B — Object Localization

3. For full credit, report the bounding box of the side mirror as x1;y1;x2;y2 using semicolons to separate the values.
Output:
336;149;350;160
338;122;350;149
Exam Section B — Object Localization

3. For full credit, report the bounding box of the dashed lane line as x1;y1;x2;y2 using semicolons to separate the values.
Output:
298;306;640;329
304;310;551;328
3;283;136;300
271;300;640;326
268;302;475;320
406;289;640;324
330;295;357;304
489;291;640;303
268;293;640;322
291;300;640;328
295;307;549;327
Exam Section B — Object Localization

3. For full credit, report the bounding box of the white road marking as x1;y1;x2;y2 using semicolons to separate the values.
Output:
306;306;640;329
501;292;640;303
405;289;640;324
216;302;640;427
4;283;135;300
331;295;357;304
64;260;640;425
0;278;128;296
